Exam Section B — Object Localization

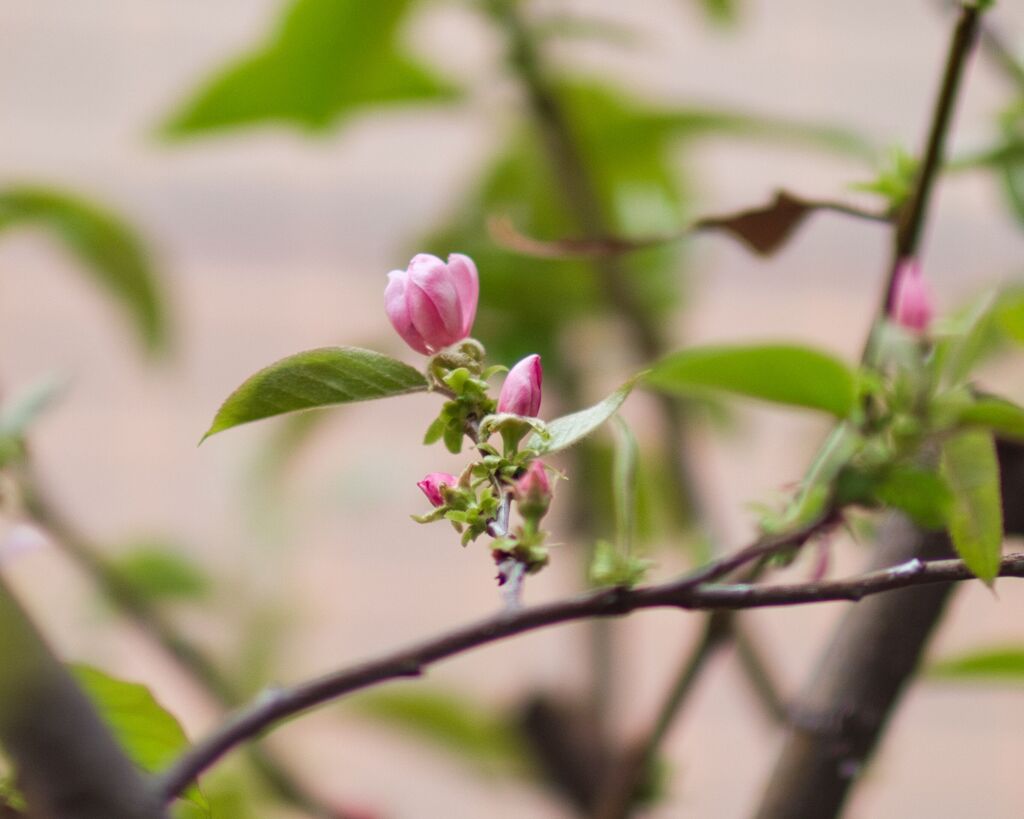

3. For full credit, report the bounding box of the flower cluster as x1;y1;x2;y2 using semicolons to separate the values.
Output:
386;253;555;590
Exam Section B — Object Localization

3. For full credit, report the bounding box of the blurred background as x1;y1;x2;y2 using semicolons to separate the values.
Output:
1;1;1024;817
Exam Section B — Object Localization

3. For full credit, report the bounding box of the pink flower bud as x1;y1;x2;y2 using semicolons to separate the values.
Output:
385;253;479;355
417;472;457;507
497;354;542;417
890;259;933;333
515;460;552;517
516;460;550;500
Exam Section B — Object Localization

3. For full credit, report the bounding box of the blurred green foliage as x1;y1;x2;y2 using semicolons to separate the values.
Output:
0;187;168;356
108;545;210;604
162;0;457;137
349;686;531;776
930;646;1024;682
646;343;858;418
72;665;209;816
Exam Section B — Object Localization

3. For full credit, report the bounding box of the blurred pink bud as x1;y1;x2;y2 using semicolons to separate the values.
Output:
515;460;552;517
417;472;457;507
385;253;479;354
497;354;542;417
890;259;933;333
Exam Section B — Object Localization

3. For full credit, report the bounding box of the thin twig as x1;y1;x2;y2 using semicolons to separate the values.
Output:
158;551;1024;803
489;195;889;260
157;531;1024;802
886;2;983;307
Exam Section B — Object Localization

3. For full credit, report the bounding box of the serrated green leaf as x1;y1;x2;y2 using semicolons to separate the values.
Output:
929;646;1024;682
874;466;952;529
941;430;1004;583
72;665;209;815
349;687;528;775
0;187;168;355
646;344;857;417
526;379;636;454
202;347;428;441
108;546;209;603
162;0;456;137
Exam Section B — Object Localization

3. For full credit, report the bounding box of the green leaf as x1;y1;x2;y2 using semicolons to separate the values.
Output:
0;375;65;439
72;665;209;815
349;687;528;775
0;187;168;355
932;290;1000;387
995;102;1024;227
202;346;428;441
929;646;1024;682
874;466;952;529
952;396;1024;441
526;379;636;454
695;0;739;26
995;288;1024;344
162;0;456;137
588;538;650;588
940;430;1004;584
645;344;857;417
851;146;918;210
108;545;209;603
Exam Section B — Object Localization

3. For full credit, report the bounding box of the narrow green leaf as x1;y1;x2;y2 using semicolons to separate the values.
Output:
72;665;209;815
108;545;209;603
953;396;1024;441
526;379;636;454
940;430;1004;583
349;687;527;775
202;347;428;441
929;646;1024;682
0;187;168;355
874;466;952;529
996;289;1024;344
162;0;457;137
932;290;1000;387
646;344;856;417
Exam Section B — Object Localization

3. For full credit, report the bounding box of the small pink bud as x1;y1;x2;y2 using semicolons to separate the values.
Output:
515;460;552;517
497;354;542;417
516;460;550;500
385;253;479;355
890;259;933;333
417;472;457;507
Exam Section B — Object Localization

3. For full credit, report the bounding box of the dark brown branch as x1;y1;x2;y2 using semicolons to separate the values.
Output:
0;576;166;819
758;4;986;817
157;533;1024;803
